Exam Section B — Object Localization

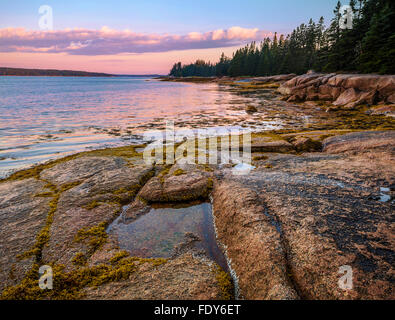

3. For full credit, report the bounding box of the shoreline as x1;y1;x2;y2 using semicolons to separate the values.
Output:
0;72;394;300
5;71;393;180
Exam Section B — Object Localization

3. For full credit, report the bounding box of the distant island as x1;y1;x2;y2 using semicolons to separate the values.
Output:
0;67;162;77
0;67;114;77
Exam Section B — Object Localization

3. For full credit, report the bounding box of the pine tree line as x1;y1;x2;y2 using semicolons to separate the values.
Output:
169;0;395;77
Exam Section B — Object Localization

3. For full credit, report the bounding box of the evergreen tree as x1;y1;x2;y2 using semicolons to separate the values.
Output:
323;1;342;71
359;0;395;73
168;0;395;77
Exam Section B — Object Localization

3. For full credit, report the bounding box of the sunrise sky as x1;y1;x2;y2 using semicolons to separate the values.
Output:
0;0;340;74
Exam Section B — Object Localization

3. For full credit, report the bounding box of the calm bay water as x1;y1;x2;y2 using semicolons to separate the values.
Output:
0;76;282;178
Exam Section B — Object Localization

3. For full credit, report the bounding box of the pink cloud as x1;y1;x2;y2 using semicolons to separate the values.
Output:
0;26;273;55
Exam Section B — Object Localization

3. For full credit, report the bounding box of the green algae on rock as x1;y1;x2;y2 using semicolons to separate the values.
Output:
1;252;167;300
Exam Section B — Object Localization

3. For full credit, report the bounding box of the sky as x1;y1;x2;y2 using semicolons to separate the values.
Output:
0;0;341;74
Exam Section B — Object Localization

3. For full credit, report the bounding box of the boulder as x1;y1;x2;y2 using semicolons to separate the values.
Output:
138;165;212;203
319;73;337;85
387;93;395;104
343;90;378;109
306;86;319;100
277;84;292;95
286;86;307;100
279;73;394;105
296;73;326;86
318;85;342;100
278;74;323;95
377;76;395;94
326;74;349;87
280;77;298;90
291;137;322;152
357;90;378;105
342;75;381;92
333;88;359;106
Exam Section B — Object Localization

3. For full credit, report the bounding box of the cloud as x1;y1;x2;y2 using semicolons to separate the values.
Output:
0;26;273;55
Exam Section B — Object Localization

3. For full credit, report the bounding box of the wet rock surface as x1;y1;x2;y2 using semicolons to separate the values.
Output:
213;131;394;299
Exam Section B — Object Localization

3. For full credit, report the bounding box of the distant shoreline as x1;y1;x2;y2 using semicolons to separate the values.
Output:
0;67;162;78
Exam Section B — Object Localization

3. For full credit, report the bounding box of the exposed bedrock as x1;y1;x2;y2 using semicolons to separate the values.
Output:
0;178;50;289
212;131;394;300
0;157;225;299
84;252;224;300
322;130;395;154
40;157;155;269
0;130;393;300
212;182;299;300
278;73;395;108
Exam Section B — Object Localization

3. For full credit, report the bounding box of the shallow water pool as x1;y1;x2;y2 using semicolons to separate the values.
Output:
107;202;228;271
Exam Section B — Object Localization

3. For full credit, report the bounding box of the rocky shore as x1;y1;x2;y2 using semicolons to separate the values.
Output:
278;72;395;108
0;73;394;300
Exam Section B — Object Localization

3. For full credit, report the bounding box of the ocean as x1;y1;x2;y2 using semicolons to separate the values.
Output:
0;76;282;178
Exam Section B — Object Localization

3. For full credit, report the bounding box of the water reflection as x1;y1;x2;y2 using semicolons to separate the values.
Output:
108;202;228;271
0;76;284;177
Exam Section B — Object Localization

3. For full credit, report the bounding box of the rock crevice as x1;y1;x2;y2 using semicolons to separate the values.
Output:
212;180;299;300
